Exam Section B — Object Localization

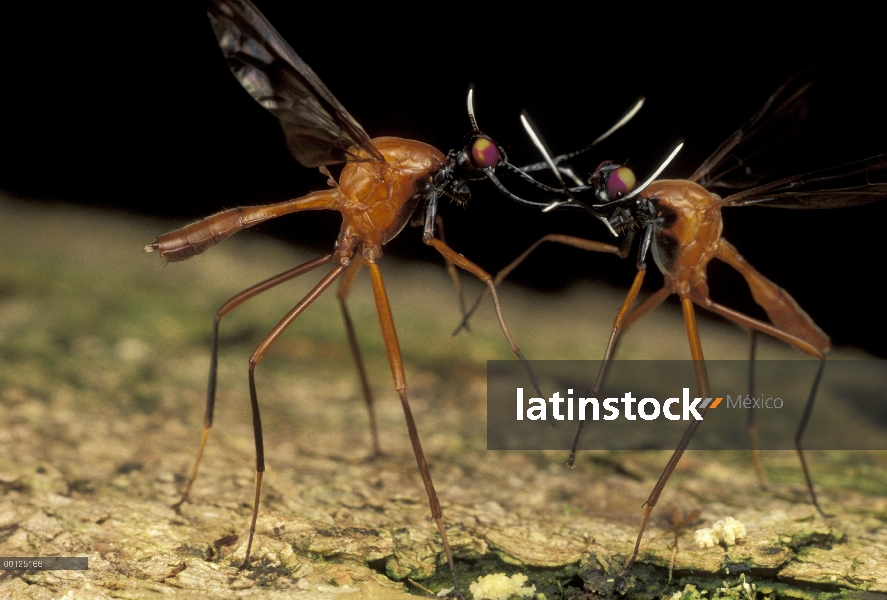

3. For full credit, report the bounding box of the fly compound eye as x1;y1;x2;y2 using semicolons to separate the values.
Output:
606;166;637;198
592;161;637;200
471;136;500;169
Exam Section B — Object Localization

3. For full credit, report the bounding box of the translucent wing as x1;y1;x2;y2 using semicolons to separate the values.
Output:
206;0;384;167
690;69;818;189
717;155;887;209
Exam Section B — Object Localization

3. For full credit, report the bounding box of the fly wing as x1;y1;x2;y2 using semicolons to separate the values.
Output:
205;0;383;167
690;69;817;189
717;155;887;209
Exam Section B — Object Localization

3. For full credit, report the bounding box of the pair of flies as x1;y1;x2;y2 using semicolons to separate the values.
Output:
465;68;887;577
149;0;887;595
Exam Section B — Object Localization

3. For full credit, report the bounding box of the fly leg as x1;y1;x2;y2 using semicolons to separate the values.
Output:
714;239;829;514
425;236;543;398
566;284;671;466
239;262;349;569
365;260;465;600
701;300;828;516
336;256;382;457
434;215;471;332
746;330;768;488
453;234;625;335
620;296;711;582
172;254;336;513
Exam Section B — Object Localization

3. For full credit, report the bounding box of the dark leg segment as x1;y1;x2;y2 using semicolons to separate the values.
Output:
746;330;767;488
240;261;349;569
794;359;828;515
702;300;828;515
173;254;335;512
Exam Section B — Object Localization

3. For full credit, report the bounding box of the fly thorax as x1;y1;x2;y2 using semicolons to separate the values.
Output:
651;228;680;277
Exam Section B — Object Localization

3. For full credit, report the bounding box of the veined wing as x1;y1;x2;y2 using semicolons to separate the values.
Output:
690;69;818;190
206;0;384;167
717;155;887;209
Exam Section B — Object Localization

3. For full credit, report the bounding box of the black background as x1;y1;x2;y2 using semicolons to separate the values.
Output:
3;4;886;355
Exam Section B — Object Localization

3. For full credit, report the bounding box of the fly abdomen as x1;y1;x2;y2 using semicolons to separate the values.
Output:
146;207;252;262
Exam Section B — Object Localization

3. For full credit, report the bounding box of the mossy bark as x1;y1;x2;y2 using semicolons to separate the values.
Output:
0;198;885;599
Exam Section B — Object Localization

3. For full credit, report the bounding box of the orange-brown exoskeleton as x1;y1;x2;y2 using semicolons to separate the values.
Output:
458;70;887;582
147;1;545;596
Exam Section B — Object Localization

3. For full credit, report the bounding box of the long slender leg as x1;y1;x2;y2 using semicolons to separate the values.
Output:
597;271;648;377
336;256;382;457
702;300;828;515
454;234;625;335
621;297;711;579
746;330;767;488
241;262;349;569
563;286;670;465
434;215;471;332
620;286;672;333
794;361;828;510
365;261;464;600
566;272;661;466
713;240;829;513
425;237;542;398
173;254;335;511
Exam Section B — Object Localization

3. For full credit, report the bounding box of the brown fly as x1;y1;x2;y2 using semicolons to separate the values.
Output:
147;0;545;594
457;69;887;581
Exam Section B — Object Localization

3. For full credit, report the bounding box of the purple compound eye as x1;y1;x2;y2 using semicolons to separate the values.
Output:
471;136;500;169
605;166;637;198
